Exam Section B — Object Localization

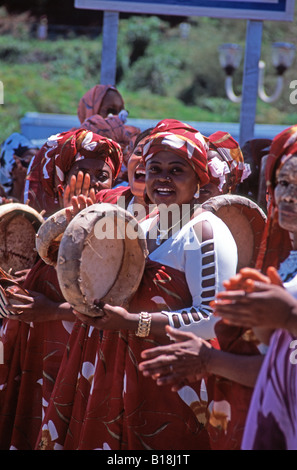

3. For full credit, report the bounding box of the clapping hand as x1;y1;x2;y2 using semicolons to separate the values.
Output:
139;326;212;391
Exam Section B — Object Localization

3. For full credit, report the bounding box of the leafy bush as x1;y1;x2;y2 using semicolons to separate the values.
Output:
0;11;297;141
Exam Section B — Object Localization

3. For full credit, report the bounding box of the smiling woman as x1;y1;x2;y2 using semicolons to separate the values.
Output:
126;128;153;205
145;151;199;206
36;119;238;451
94;127;154;218
133;119;237;337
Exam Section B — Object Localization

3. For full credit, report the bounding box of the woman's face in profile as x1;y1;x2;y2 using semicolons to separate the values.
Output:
274;155;297;234
127;137;150;199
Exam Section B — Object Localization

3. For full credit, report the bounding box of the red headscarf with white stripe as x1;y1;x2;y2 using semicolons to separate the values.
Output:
142;119;209;186
25;129;123;216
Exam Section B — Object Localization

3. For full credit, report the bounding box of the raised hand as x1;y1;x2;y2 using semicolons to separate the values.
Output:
63;171;96;208
63;171;96;223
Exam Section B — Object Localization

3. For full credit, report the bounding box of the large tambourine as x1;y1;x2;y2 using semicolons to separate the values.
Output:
56;203;148;316
0;203;44;274
202;194;267;271
35;207;68;266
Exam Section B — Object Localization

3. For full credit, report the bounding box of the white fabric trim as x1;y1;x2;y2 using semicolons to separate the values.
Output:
140;211;238;339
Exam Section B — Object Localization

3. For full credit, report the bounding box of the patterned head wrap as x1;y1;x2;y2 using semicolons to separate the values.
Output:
256;125;297;272
142;119;209;186
25;129;123;215
77;84;124;124
265;125;297;204
207;131;251;192
79;114;140;161
0;133;38;193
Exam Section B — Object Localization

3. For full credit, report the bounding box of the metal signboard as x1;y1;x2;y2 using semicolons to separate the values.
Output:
75;0;295;21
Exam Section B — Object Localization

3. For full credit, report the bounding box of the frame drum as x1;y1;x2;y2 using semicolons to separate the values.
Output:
202;194;267;271
36;207;68;266
56;203;148;316
0;203;44;274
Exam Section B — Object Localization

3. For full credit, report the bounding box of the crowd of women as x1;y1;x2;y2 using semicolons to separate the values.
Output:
0;83;296;450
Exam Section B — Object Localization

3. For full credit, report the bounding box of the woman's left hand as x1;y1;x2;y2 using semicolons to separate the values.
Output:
73;303;137;331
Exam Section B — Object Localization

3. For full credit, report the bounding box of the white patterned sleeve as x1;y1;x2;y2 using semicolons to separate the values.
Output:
162;214;238;340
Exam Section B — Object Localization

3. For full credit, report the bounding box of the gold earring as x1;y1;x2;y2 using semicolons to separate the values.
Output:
194;183;200;199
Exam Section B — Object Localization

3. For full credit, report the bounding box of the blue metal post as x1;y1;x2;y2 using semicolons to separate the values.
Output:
100;11;119;85
239;20;263;146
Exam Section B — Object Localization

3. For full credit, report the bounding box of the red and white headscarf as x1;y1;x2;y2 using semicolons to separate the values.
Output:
25;129;123;216
142;119;209;187
265;125;297;205
207;131;251;192
79;114;140;160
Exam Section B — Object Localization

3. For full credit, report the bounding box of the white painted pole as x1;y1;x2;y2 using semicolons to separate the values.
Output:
239;20;263;146
100;11;119;85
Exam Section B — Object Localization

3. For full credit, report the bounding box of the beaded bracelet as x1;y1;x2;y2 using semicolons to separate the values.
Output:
135;311;152;337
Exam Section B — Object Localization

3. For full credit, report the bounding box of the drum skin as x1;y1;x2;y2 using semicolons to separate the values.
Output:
0;203;44;274
202;194;267;271
56;203;148;316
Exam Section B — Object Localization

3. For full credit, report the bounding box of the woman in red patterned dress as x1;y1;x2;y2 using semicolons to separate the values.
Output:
37;119;238;450
0;129;123;450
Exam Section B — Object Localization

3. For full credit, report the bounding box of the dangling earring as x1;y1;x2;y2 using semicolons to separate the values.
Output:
194;183;200;199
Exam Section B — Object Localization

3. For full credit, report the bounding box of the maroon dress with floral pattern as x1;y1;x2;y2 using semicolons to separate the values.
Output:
37;259;211;450
0;260;72;450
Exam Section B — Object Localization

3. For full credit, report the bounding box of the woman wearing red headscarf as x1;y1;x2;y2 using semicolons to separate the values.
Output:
37;119;238;450
0;129;123;450
77;84;140;173
24;128;122;217
212;125;297;449
137;131;263;451
77;84;125;123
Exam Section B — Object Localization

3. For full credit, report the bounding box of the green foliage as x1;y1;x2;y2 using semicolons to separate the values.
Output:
0;12;297;142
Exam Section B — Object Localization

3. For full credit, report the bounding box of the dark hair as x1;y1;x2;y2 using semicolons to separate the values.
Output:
133;127;154;149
